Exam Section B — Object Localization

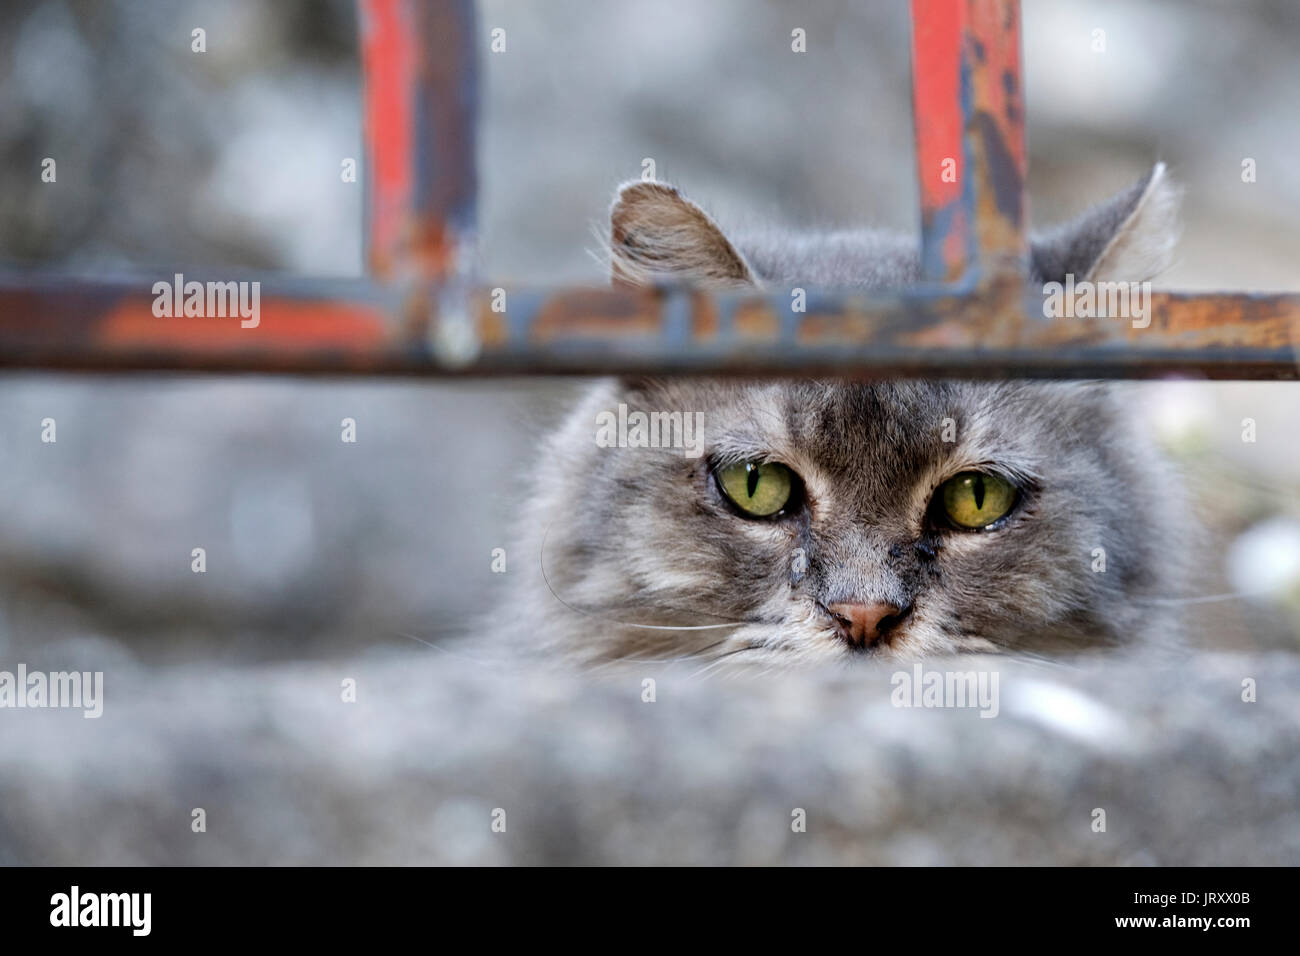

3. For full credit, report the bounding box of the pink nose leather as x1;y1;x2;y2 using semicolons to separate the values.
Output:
827;602;903;647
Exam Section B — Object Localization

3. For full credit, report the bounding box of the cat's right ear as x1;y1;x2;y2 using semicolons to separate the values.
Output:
609;181;757;288
1030;162;1181;284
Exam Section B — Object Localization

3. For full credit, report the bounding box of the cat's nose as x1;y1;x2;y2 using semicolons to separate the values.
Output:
826;601;905;647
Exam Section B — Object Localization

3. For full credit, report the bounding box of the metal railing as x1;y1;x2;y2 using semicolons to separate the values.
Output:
0;0;1295;378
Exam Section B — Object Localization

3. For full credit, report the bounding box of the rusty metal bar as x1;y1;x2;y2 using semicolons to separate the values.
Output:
361;0;477;282
1;274;1294;378
911;0;1028;284
359;0;478;355
0;274;400;373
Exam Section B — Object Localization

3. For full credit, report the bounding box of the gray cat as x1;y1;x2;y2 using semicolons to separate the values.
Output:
498;165;1192;666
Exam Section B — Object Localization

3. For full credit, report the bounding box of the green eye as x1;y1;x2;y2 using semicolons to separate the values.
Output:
938;471;1018;529
716;461;795;517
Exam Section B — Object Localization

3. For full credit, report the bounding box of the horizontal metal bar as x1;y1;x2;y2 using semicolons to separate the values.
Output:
0;275;1295;379
2;0;1290;382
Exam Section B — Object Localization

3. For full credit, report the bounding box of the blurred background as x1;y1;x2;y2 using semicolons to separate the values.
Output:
0;0;1297;670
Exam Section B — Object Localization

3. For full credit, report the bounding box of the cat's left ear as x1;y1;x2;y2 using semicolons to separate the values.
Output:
1030;162;1181;284
608;180;758;288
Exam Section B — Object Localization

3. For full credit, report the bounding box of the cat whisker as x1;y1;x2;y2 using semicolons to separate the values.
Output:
395;630;501;668
1183;456;1300;499
1136;589;1275;606
748;659;788;680
683;643;766;680
586;637;740;670
997;649;1082;671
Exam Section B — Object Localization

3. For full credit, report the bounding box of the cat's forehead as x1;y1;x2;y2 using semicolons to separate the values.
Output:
789;382;972;480
687;379;966;446
642;378;1072;480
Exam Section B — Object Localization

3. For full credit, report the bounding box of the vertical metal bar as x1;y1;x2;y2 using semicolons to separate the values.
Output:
912;0;970;283
359;0;478;283
911;0;1027;284
965;0;1027;275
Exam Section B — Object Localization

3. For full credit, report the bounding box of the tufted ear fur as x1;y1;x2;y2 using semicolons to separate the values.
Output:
608;165;1180;289
608;181;757;288
1030;162;1181;284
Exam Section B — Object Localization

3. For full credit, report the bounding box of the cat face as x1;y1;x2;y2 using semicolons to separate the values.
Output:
509;166;1187;666
532;376;1183;666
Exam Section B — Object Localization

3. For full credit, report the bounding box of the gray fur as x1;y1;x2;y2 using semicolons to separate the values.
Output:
734;226;921;288
496;166;1191;666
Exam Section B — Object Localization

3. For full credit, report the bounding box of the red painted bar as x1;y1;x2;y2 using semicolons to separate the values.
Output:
359;0;478;282
911;0;970;282
360;0;416;278
911;0;1027;283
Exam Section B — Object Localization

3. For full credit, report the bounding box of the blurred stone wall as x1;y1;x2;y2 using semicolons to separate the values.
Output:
2;651;1297;865
0;0;361;274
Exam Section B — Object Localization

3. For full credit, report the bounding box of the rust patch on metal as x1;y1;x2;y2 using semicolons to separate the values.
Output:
733;302;780;340
529;290;660;342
